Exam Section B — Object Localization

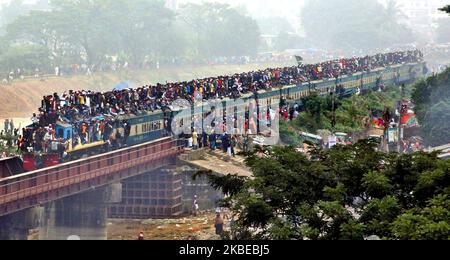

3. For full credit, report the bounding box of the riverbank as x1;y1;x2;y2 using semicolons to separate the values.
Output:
107;212;226;240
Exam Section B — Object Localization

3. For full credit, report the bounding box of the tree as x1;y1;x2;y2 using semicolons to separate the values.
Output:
6;10;71;65
49;0;122;67
435;18;450;43
4;0;178;69
104;0;175;66
439;5;450;15
0;0;28;30
301;0;414;50
288;87;399;135
393;194;450;240
1;1;261;72
420;98;450;147
412;68;450;146
0;44;51;72
178;3;260;59
198;139;450;240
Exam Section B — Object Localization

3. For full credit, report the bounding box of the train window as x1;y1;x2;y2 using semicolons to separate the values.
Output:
57;128;64;138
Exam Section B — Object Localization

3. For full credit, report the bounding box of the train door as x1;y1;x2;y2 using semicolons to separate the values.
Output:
23;154;36;172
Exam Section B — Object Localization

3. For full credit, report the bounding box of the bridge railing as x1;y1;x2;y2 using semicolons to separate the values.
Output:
0;137;184;216
428;144;450;153
425;143;450;160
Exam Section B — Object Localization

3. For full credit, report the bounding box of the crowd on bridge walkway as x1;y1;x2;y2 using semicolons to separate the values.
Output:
17;50;423;159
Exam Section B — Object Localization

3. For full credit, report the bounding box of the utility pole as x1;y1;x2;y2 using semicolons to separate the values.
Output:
331;91;336;132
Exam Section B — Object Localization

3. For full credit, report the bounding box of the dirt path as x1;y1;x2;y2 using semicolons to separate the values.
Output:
107;212;227;240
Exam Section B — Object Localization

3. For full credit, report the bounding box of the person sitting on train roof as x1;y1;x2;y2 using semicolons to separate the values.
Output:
20;50;423;159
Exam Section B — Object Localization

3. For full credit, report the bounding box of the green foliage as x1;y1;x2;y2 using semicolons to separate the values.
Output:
340;219;366;240
1;0;261;70
393;194;450;240
363;172;393;199
439;5;450;15
291;88;400;134
0;0;32;29
178;3;260;59
0;43;51;72
240;196;274;228
203;139;450;240
193;170;247;197
412;68;450;146
301;0;414;50
279;120;302;146
360;196;401;237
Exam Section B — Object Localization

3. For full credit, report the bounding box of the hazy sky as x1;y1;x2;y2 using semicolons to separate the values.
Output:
178;0;305;18
0;0;35;7
1;0;447;22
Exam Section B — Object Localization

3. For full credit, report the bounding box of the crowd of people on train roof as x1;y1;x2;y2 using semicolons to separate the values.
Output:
17;50;423;156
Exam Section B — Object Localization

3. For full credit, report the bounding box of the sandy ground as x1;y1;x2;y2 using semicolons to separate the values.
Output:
107;212;229;240
180;149;252;177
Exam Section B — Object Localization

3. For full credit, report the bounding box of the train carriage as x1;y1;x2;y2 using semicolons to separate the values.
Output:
17;61;427;172
126;111;166;146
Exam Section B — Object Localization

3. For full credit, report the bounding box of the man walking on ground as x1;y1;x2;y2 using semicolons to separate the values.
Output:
215;213;224;235
192;195;199;216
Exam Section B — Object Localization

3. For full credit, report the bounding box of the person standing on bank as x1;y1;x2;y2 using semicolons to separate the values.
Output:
138;231;144;240
4;119;9;134
193;195;199;216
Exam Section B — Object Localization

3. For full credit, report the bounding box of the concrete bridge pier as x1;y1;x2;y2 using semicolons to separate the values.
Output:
0;207;44;240
39;184;122;240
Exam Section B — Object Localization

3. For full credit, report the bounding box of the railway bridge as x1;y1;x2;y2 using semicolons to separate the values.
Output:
0;137;190;239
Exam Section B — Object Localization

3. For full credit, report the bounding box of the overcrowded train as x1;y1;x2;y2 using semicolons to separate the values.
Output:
20;58;427;172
